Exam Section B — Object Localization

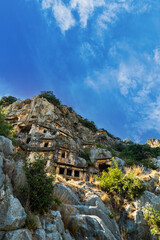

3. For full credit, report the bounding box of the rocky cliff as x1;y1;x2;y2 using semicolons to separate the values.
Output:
0;98;160;240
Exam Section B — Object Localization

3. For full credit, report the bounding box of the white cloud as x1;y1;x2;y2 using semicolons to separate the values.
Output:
154;48;160;65
52;0;75;32
117;63;138;96
42;0;54;9
71;0;105;28
39;0;151;33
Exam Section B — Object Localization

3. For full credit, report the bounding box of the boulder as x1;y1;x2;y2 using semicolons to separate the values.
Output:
0;136;13;156
33;229;46;240
133;191;160;211
0;194;26;230
11;161;27;190
51;211;65;234
53;184;80;205
46;232;62;240
113;157;125;169
0;167;5;189
69;214;117;240
2;229;32;240
90;149;112;163
63;230;74;240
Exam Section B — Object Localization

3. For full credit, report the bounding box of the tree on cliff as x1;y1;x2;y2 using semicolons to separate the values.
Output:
0;96;17;106
35;91;61;106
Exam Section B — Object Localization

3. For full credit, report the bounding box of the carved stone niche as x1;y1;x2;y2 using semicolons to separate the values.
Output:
96;159;112;175
55;163;87;181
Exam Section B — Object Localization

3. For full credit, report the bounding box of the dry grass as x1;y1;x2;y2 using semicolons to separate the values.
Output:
120;227;128;240
124;165;144;177
60;205;76;229
101;193;110;205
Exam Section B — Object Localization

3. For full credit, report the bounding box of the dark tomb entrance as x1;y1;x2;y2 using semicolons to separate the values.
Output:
67;169;72;176
59;168;65;175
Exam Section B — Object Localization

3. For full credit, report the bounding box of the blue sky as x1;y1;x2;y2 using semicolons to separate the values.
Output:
0;0;160;143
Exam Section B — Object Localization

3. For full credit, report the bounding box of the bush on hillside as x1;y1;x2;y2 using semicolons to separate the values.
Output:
143;205;160;239
0;109;13;137
96;161;145;200
118;143;160;168
79;117;97;132
35;91;61;106
23;154;55;213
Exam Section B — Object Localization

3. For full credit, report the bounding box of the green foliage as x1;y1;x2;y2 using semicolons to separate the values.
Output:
0;96;17;106
24;154;55;213
67;107;73;112
113;143;126;152
107;146;117;157
96;144;106;149
80;150;94;167
26;213;38;230
96;162;123;194
143;205;160;239
0;109;13;137
96;162;145;200
109;213;114;219
118;143;160;168
80;150;90;161
122;171;145;200
35;91;61;106
79;117;97;132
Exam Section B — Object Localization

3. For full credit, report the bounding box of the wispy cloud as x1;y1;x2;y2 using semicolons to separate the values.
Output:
52;0;75;32
154;48;160;65
40;0;151;33
84;44;160;140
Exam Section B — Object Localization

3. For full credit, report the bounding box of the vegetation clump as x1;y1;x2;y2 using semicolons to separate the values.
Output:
113;143;160;169
23;154;55;213
26;213;38;230
96;161;145;200
0;96;18;106
79;117;97;132
80;149;94;167
0;109;13;137
143;205;160;239
34;91;61;106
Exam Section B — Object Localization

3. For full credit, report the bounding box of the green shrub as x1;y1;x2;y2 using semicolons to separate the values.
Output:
96;144;106;149
0;96;17;106
143;205;160;239
96;162;145;200
119;143;160;168
80;150;94;166
122;171;145;200
0;109;13;137
26;213;38;230
107;146;117;157
67;107;73;112
109;212;114;219
79;117;97;132
96;162;123;194
24;154;55;213
34;91;61;106
113;143;126;152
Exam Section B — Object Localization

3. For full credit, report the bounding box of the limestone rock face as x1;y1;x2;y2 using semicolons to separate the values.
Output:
69;214;117;240
0;136;13;156
133;191;160;211
53;184;80;205
0;194;26;231
113;157;125;169
146;138;160;148
2;229;32;240
90;149;112;163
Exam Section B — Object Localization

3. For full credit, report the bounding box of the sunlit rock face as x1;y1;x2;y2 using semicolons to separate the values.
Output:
146;138;160;148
